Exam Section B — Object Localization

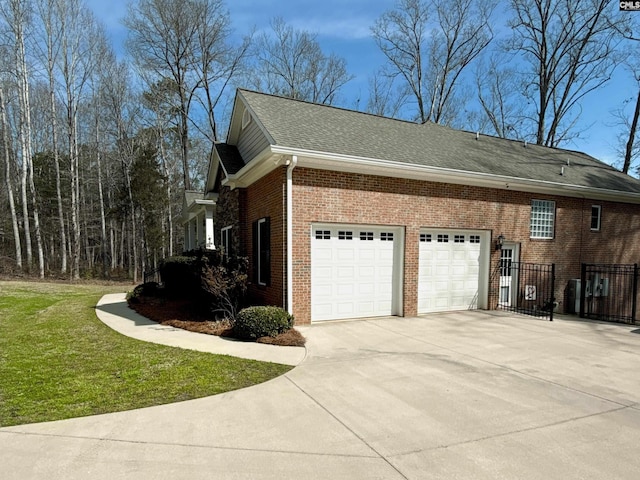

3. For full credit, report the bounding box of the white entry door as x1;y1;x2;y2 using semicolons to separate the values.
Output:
499;244;520;307
418;229;487;313
311;225;401;322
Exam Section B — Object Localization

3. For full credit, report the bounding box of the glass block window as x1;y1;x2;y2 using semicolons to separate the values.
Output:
530;200;555;239
469;235;480;244
360;231;374;241
437;234;449;243
315;230;330;240
420;233;432;242
338;231;353;240
380;232;394;241
591;205;601;231
454;235;465;243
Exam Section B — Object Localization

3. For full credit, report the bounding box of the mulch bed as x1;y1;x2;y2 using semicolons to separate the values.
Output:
129;296;306;347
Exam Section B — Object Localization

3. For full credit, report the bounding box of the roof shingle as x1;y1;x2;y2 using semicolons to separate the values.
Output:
239;89;640;194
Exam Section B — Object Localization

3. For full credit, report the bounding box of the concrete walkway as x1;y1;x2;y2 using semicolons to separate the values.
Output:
2;309;640;479
95;293;306;366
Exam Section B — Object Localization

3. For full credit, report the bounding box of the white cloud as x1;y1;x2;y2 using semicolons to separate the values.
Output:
288;15;375;40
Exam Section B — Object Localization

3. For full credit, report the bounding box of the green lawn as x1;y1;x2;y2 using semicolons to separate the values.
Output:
0;281;291;427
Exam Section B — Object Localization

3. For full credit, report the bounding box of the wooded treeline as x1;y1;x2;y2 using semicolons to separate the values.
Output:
0;0;638;280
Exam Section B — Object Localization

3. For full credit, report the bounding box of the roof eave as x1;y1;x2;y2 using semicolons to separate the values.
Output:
269;146;640;204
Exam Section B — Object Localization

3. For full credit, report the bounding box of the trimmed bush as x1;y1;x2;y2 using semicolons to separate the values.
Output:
159;255;198;296
127;282;162;303
157;250;248;318
234;306;294;340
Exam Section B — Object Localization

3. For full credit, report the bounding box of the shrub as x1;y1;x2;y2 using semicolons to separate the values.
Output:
199;256;248;320
158;250;248;319
234;306;294;340
159;255;198;296
126;282;162;303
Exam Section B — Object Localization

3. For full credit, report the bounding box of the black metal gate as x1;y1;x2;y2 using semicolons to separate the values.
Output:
491;261;556;321
579;264;638;324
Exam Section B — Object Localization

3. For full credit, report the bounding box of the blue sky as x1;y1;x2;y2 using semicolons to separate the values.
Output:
84;0;637;169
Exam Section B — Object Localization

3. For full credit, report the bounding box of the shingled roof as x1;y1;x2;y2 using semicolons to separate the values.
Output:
238;89;640;195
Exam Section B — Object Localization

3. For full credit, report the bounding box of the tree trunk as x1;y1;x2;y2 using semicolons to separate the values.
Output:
14;8;32;270
158;138;173;257
0;86;22;270
96;122;108;277
44;3;68;274
623;89;640;175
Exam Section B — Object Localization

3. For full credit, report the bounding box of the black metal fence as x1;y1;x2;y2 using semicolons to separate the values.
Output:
579;264;638;324
491;261;556;321
143;266;161;284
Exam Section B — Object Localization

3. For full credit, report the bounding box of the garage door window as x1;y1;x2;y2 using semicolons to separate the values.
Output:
437;234;449;243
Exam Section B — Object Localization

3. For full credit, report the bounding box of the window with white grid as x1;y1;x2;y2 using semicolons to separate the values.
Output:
530;200;555;239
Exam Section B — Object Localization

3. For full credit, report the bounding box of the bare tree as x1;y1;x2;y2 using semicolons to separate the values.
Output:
35;0;67;273
0;84;22;270
614;20;640;174
610;58;640;175
88;28;116;277
252;17;353;105
371;0;495;124
192;2;251;143
474;55;525;139
507;0;626;147
55;0;100;279
622;89;640;174
366;69;408;118
125;0;244;190
1;0;45;277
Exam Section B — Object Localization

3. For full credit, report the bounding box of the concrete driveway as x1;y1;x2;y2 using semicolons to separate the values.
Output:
2;311;640;479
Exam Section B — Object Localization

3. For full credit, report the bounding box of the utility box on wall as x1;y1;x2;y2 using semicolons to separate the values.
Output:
566;279;581;314
567;277;611;315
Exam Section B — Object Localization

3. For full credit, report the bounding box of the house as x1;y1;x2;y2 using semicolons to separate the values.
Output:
183;89;640;324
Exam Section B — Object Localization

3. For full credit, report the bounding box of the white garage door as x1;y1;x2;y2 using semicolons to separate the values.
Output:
311;225;400;322
418;229;484;313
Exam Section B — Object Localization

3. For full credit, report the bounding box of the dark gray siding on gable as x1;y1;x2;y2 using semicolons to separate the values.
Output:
237;116;270;161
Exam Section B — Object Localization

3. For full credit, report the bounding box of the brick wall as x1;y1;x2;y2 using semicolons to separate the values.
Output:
244;167;286;308
289;167;640;324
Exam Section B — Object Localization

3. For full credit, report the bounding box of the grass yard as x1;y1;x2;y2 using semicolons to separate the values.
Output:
0;281;292;427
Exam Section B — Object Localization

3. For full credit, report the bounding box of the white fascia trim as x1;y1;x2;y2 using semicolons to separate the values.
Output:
221;145;282;189
184;198;217;223
270;146;640;204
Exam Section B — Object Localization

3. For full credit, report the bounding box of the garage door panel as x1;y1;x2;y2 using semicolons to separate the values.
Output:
337;303;355;315
358;249;375;261
337;248;355;261
419;229;484;314
359;266;375;277
358;283;375;295
312;225;399;322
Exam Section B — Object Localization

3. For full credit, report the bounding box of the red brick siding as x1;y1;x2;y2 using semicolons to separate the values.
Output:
244;167;286;308
290;167;640;324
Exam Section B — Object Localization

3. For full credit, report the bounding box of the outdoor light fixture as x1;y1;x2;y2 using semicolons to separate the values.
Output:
496;234;505;250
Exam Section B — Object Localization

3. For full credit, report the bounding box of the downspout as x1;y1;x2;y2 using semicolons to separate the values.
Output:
286;156;298;315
